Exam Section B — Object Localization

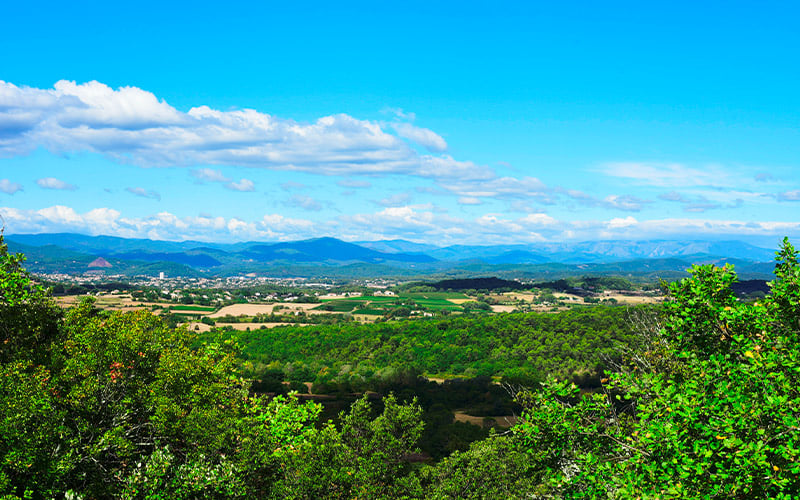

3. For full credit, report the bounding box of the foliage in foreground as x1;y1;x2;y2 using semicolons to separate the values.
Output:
2;234;800;498
0;234;424;498
500;237;800;498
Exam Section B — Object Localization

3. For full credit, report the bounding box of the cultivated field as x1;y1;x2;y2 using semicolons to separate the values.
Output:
209;302;323;318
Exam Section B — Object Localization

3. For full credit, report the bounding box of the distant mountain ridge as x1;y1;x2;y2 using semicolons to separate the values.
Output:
3;232;779;279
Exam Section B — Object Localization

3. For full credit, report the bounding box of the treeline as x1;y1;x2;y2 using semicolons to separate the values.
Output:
41;280;135;295
534;275;635;293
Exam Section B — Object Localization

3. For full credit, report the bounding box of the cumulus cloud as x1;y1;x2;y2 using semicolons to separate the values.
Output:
2;203;799;245
36;177;77;191
392;122;448;152
225;178;255;192
606;216;638;229
256;214;317;239
0;205;321;241
0;179;22;194
0;80;491;181
519;213;558;227
126;187;161;201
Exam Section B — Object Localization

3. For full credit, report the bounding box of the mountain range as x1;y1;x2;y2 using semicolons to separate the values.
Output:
3;232;781;281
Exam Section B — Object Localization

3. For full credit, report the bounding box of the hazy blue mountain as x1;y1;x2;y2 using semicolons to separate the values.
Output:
238;237;437;264
3;232;780;280
356;239;438;254
427;244;531;261
4;238;202;277
5;232;256;254
483;250;550;264
110;251;223;268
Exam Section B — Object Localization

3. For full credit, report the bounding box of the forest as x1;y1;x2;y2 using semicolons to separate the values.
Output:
200;307;640;389
2;234;800;498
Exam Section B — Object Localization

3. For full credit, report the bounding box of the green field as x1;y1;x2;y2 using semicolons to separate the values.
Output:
352;308;384;315
403;292;471;300
169;305;216;312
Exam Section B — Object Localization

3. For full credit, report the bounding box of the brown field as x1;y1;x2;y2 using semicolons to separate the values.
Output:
446;298;475;305
209;302;324;318
55;294;168;311
490;305;517;313
503;292;537;302
601;293;662;305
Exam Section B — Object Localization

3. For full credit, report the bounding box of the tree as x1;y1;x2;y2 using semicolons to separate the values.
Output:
0;233;62;366
274;394;424;498
0;235;325;498
511;238;800;498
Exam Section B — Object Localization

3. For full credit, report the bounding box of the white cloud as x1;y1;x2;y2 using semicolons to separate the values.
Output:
392;122;448;152
417;155;494;181
562;189;648;212
190;168;254;192
225;178;255;192
256;214;317;240
446;176;548;200
125;187;161;201
606;216;638;229
0;80;491;181
602;194;648;212
519;213;558;226
0;179;22;194
601;162;738;188
36;177;77;191
2;203;799;245
0;205;322;242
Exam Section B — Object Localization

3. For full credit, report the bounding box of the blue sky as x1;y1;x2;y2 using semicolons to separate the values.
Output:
1;1;799;245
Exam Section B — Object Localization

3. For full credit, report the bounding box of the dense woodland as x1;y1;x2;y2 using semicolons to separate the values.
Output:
201;307;639;389
2;233;800;498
